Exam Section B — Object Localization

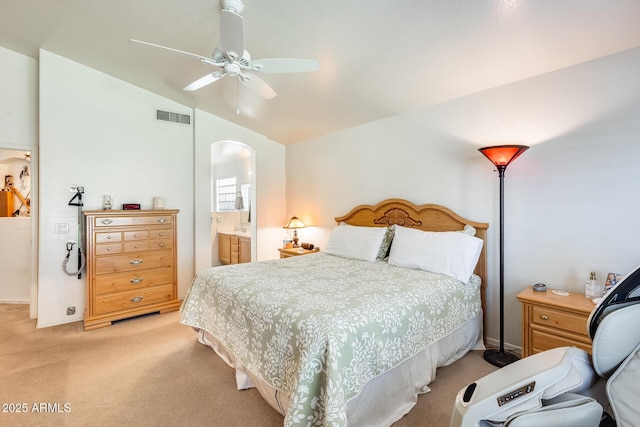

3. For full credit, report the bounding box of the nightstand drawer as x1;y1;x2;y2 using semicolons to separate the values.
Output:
530;325;592;354
531;305;588;336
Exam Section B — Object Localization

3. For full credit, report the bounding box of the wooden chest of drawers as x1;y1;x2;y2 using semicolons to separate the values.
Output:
84;210;181;330
517;287;595;357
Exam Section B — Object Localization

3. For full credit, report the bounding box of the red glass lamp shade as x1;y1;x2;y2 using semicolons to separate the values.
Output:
478;145;529;169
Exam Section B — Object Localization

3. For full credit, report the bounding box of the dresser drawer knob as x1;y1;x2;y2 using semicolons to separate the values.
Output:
106;247;112;252
101;219;113;225
158;232;164;237
107;235;112;240
130;259;143;266
158;242;165;248
130;296;144;303
130;278;143;285
158;218;167;223
540;314;549;321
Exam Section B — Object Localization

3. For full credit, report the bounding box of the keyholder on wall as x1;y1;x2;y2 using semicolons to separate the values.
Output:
64;185;85;279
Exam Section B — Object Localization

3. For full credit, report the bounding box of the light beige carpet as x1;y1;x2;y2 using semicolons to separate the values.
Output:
0;304;497;426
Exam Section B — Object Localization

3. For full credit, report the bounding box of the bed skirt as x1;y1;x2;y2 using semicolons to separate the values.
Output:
196;312;484;426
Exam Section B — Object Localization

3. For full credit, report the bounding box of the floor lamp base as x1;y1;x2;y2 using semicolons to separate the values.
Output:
483;348;519;368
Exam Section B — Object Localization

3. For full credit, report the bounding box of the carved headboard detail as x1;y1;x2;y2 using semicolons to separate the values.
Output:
373;208;422;227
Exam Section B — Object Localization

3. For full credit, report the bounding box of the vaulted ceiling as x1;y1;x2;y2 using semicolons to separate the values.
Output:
1;1;639;144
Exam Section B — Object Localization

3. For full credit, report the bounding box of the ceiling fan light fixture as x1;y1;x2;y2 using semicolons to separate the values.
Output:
131;0;317;103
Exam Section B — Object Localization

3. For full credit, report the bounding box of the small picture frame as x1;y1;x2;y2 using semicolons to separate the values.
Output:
122;203;141;210
604;272;624;294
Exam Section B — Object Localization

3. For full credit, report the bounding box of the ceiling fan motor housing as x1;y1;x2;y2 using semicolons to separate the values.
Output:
222;0;244;15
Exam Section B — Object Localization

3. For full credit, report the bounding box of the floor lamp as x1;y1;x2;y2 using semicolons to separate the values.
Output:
479;144;529;368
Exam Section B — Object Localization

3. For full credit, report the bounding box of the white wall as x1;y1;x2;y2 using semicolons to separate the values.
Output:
0;46;38;313
193;109;286;274
0;218;31;301
38;50;195;327
2;45;287;328
286;47;640;349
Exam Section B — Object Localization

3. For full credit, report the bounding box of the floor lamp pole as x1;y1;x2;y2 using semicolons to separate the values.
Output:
498;166;506;354
478;145;528;368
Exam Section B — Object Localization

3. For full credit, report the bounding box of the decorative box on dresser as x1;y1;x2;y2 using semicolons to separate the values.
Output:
517;287;595;358
83;209;181;330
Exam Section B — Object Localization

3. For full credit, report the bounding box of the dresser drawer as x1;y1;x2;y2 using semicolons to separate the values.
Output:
96;232;122;243
150;228;172;239
94;268;174;294
124;230;149;241
150;239;173;250
93;215;173;228
531;305;588;336
93;284;174;315
124;241;149;252
95;251;173;275
96;243;122;255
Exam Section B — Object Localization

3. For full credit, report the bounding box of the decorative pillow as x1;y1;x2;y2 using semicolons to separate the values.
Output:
388;225;483;283
460;224;477;236
376;225;396;260
325;225;388;262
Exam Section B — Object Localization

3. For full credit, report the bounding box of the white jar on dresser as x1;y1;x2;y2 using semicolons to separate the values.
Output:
83;209;181;330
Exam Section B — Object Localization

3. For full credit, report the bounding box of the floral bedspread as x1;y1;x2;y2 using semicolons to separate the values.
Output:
180;253;481;426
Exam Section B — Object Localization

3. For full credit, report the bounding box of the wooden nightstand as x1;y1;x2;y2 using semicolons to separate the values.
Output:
278;247;319;258
517;287;596;357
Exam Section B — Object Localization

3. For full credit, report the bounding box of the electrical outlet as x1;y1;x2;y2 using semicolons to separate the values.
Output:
66;306;76;316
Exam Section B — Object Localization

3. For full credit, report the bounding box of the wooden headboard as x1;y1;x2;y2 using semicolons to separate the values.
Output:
335;198;489;332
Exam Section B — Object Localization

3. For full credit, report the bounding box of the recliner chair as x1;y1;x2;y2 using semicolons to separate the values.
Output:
451;264;640;427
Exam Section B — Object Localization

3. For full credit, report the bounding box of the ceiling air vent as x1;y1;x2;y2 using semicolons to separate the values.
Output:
156;109;191;125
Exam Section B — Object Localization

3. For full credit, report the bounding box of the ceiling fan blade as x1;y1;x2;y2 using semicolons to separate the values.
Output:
183;72;226;91
252;58;320;73
220;9;245;56
242;74;277;99
129;39;216;64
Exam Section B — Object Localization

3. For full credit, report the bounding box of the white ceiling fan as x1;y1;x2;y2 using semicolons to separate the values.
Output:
130;0;319;100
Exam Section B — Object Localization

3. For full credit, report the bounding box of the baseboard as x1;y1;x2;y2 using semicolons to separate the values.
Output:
484;337;522;357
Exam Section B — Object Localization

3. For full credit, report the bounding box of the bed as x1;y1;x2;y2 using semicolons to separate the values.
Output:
180;199;488;426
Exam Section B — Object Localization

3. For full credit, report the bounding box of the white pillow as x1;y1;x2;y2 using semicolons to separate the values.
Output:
388;226;483;283
324;225;388;262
